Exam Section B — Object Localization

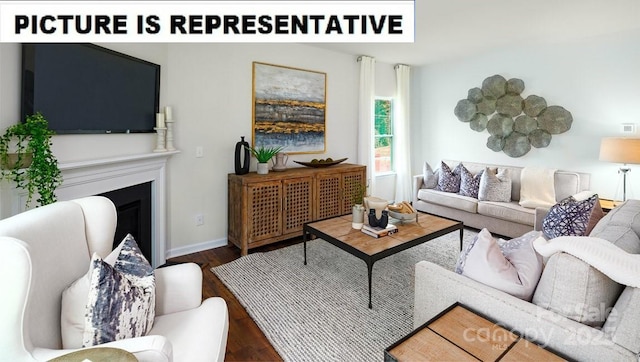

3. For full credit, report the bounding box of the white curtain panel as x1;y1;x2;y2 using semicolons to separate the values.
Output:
357;55;376;195
394;64;411;203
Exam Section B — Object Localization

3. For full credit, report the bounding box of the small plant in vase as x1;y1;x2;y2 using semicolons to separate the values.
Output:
0;112;62;207
350;180;367;229
245;144;285;174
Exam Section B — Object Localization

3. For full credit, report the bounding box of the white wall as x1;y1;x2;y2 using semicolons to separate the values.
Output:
164;43;360;252
410;29;640;201
0;42;367;256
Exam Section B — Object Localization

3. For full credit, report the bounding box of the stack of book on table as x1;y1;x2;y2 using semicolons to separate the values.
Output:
361;224;398;238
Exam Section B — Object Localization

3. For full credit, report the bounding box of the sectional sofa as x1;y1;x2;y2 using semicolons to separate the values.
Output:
414;199;640;361
412;160;591;238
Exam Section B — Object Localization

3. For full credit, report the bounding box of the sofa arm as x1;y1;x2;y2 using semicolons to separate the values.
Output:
412;175;424;204
155;262;203;315
414;261;634;361
534;207;549;231
32;335;173;362
604;286;640;354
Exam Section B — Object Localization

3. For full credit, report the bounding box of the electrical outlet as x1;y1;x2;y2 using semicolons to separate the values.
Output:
196;146;204;158
195;213;204;226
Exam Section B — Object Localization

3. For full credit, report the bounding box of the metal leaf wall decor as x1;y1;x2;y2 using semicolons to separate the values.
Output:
454;74;572;157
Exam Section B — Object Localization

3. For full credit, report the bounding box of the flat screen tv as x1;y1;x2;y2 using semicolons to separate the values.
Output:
21;43;160;134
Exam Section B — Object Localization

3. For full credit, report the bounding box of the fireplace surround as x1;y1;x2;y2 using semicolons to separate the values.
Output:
3;151;178;267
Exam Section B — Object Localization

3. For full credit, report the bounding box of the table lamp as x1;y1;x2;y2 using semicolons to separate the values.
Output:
599;137;640;201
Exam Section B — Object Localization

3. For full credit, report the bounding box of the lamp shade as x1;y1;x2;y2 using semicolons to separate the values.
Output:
599;137;640;164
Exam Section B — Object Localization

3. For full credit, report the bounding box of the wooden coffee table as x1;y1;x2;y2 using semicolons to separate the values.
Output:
303;213;463;308
385;303;567;361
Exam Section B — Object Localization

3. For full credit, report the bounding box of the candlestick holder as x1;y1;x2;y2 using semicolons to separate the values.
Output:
165;120;176;151
154;127;167;152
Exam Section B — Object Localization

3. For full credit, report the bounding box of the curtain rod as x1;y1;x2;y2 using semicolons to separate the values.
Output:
356;55;374;62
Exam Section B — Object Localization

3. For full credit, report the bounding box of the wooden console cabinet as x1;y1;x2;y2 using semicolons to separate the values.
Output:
228;163;366;255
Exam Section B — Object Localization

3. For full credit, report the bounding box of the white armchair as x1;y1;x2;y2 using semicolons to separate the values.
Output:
0;196;229;361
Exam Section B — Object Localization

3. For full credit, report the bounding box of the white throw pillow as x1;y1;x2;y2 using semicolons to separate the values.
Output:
519;167;557;209
422;161;438;189
455;228;544;301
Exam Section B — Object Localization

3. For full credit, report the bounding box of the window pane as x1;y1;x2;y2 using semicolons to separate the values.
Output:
374;98;393;173
375;136;392;173
375;99;392;135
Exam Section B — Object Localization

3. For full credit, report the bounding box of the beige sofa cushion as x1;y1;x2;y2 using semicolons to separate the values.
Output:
417;189;478;213
477;201;535;226
532;252;624;327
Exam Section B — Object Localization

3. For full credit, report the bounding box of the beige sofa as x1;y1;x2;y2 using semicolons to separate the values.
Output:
414;200;640;361
412;160;591;238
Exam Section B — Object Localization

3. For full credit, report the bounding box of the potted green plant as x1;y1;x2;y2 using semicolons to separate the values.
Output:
0;112;62;207
245;144;285;174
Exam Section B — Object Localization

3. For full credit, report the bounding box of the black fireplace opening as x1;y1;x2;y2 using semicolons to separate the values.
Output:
100;182;152;262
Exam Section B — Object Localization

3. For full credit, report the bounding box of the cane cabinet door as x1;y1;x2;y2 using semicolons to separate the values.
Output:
247;180;282;243
282;177;313;235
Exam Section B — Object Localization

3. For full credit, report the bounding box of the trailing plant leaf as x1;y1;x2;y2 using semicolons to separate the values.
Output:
0;112;62;207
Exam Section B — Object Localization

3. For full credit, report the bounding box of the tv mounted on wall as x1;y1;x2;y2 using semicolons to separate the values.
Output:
21;43;160;134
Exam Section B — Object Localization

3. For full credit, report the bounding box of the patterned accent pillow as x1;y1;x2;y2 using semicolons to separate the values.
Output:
422;161;438;189
478;167;511;202
459;165;483;198
82;234;155;347
437;162;462;193
542;194;599;239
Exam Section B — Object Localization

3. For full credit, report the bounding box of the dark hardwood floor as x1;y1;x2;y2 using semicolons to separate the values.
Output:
167;238;304;362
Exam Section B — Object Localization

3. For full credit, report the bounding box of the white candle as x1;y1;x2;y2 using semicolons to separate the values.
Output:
156;113;165;128
165;106;173;121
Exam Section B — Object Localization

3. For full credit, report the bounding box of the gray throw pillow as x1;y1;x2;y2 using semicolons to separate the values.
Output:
422;161;438;189
478;167;511;202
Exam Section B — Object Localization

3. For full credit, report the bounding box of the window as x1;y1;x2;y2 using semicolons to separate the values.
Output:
374;98;394;173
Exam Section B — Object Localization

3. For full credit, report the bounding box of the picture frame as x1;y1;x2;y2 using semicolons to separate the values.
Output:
252;62;326;154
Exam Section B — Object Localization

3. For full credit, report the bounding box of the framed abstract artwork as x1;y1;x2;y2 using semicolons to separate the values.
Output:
252;62;326;154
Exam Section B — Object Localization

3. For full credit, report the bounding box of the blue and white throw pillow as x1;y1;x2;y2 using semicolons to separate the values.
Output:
437;162;462;193
459;165;483;198
82;234;155;347
542;194;599;239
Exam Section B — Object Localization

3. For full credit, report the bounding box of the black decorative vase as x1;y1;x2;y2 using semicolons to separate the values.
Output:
367;209;389;228
368;209;379;227
378;210;389;228
235;136;250;175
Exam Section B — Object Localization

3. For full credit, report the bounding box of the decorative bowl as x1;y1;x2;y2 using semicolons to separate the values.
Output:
294;158;348;168
388;210;418;224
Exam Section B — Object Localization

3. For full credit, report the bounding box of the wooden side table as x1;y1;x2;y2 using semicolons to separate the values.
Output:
49;347;137;362
599;198;618;213
384;303;567;362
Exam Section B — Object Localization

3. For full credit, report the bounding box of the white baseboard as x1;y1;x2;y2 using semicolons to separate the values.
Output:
165;237;228;259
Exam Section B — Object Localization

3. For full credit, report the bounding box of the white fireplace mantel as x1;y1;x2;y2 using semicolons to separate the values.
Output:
4;151;179;267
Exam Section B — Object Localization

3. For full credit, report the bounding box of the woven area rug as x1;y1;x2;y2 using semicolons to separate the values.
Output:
212;228;478;362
